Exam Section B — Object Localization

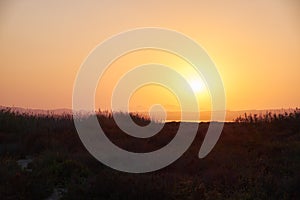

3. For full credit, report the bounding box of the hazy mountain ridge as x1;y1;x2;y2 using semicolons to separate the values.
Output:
1;105;297;122
0;105;72;115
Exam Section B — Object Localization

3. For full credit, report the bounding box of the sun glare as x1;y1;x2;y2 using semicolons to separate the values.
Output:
189;78;205;94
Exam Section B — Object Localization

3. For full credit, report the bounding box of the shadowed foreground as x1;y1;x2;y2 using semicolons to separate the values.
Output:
0;108;299;199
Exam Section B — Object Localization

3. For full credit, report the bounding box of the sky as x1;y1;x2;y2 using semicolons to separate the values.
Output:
0;0;300;114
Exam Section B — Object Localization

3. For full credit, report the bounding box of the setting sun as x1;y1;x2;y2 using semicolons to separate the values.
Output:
188;77;206;94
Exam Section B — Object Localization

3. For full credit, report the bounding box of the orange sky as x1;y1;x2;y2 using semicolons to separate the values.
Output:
0;0;299;112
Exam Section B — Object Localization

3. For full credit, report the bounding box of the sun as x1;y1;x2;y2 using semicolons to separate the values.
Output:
188;78;205;94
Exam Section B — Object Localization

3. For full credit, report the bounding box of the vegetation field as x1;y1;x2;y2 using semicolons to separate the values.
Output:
0;108;299;199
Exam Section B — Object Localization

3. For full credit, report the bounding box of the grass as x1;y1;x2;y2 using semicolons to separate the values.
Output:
0;108;299;199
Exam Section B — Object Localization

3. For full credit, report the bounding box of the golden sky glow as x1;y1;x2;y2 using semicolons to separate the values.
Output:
0;0;299;112
95;49;211;113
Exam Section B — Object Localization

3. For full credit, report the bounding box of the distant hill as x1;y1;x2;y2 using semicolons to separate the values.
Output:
0;105;72;116
0;105;297;122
